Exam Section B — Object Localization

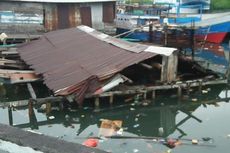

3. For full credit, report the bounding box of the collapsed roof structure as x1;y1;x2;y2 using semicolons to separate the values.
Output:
17;25;179;104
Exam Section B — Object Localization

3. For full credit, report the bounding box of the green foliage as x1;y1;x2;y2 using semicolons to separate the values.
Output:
125;0;153;5
211;0;230;10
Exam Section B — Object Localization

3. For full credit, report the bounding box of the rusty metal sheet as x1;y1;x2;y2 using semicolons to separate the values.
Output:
17;27;157;103
103;2;115;23
57;4;70;29
80;6;92;27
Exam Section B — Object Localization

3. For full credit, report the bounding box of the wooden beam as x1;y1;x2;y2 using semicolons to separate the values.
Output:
27;83;37;99
0;96;64;108
86;79;227;98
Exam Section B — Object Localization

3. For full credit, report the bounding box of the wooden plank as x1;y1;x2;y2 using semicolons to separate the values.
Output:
86;79;227;98
27;83;37;99
0;96;64;108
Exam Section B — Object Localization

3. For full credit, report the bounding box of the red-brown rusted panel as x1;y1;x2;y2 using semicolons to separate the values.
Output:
57;4;70;29
68;4;77;28
80;6;92;27
44;4;58;31
103;2;115;23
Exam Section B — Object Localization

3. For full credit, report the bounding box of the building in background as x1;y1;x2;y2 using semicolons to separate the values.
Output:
0;0;116;34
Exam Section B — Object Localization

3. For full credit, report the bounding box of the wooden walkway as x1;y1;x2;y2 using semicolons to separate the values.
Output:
0;123;108;153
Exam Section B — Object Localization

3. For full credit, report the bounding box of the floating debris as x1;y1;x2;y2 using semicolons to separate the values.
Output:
192;139;198;144
133;149;139;153
192;98;198;102
83;139;98;147
48;116;55;120
166;149;172;153
130;108;135;111
133;124;140;128
158;127;164;136
202;90;209;94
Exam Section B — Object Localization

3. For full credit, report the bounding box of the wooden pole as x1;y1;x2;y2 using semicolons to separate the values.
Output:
95;97;100;109
177;86;182;100
109;95;114;106
152;90;156;99
8;106;13;126
46;102;51;115
28;99;38;129
149;23;153;43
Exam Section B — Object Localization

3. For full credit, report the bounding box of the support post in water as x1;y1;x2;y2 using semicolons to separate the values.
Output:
95;97;100;109
28;99;38;129
46;102;51;115
177;86;182;101
109;95;114;107
8;106;13;126
152;90;156;99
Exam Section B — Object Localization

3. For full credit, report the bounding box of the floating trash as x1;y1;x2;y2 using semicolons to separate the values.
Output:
130;108;135;111
166;149;171;153
191;98;198;102
48;116;55;120
158;127;164;136
133;149;139;153
133;124;139;128
83;139;98;147
192;139;198;144
202;90;208;94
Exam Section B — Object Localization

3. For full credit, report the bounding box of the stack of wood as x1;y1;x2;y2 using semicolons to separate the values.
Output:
0;44;40;84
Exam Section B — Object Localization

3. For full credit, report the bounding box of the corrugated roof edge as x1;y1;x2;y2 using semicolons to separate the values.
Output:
77;25;177;56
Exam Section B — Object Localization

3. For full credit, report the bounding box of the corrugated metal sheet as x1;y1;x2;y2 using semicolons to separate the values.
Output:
103;2;115;23
57;4;70;29
17;26;176;104
80;6;92;27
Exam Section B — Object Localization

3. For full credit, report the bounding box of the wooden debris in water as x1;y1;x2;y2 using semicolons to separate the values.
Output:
99;119;122;137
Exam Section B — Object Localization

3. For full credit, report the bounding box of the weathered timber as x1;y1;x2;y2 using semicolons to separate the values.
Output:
0;123;108;153
0;96;64;108
86;78;227;98
27;83;37;99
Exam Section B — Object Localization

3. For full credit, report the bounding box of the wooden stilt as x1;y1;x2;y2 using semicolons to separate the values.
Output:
186;83;191;95
109;95;114;106
28;99;34;117
27;83;37;99
95;97;100;109
8;106;13;126
198;81;202;93
152;90;156;99
28;99;38;129
177;86;182;100
46;102;51;115
143;91;147;100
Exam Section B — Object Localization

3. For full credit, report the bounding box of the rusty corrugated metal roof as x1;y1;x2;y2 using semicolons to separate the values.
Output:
17;26;176;103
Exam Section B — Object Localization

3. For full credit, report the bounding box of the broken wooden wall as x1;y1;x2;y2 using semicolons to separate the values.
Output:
161;51;178;83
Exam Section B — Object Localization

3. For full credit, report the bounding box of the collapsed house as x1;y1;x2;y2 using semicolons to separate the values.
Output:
16;25;223;106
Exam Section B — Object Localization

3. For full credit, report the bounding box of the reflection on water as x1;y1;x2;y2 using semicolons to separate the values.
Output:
0;85;230;153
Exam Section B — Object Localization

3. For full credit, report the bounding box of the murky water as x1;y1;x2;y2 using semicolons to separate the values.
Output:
0;84;230;153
